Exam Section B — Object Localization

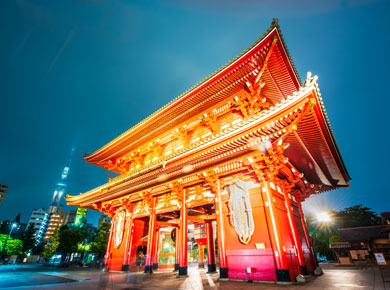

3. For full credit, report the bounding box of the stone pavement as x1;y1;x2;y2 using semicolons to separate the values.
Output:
0;263;388;290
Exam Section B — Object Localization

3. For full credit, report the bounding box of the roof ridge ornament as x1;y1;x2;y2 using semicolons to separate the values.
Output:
304;72;319;88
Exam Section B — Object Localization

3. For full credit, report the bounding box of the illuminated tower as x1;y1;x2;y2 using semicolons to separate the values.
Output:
44;147;75;243
48;147;74;214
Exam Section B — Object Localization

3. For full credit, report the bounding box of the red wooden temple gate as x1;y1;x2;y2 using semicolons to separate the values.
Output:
66;19;350;282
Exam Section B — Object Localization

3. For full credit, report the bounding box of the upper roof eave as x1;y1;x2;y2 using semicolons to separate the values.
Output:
84;18;302;163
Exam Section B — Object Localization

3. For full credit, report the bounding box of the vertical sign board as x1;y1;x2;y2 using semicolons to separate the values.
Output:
75;208;88;227
76;208;88;216
374;253;387;265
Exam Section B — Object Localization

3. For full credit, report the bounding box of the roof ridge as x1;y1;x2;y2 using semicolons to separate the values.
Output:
85;19;299;161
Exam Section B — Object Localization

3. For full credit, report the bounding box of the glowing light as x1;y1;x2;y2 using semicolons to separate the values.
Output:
158;174;168;181
232;118;242;125
256;140;272;153
316;212;331;223
12;223;17;228
191;137;200;143
175;144;184;151
183;165;193;173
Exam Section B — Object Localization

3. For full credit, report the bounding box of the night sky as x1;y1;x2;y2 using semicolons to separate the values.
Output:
1;0;389;226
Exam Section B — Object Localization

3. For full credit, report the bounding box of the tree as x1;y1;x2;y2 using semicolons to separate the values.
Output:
329;235;342;244
305;214;336;259
335;205;381;228
90;222;110;259
58;227;81;256
33;243;44;255
41;228;60;258
0;234;23;256
311;235;332;259
22;223;36;252
0;221;10;235
80;224;96;244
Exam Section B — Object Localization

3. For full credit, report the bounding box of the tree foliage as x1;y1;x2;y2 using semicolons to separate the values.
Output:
32;243;44;255
58;226;81;255
0;221;10;235
329;235;342;243
334;204;381;228
22;223;36;252
90;222;110;258
41;228;60;258
305;214;336;258
311;235;332;258
0;234;23;256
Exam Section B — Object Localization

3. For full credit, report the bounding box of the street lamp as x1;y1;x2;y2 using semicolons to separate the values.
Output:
0;223;18;261
316;212;331;223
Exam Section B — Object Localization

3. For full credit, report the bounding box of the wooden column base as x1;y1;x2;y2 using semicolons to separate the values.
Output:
276;269;290;282
144;265;153;273
177;266;188;277
207;264;217;273
300;265;308;275
219;267;228;279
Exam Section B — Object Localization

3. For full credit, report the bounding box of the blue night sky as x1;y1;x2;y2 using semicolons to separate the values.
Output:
0;0;389;226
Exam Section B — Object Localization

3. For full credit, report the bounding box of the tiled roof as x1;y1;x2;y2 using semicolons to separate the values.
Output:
84;19;301;162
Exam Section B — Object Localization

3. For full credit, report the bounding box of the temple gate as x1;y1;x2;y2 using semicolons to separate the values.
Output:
66;19;350;282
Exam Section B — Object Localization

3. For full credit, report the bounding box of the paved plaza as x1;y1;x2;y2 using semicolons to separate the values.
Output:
0;263;389;290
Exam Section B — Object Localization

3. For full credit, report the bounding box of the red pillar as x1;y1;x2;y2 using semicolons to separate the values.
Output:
260;179;290;282
122;212;134;271
174;227;180;271
178;188;188;277
198;245;204;268
206;220;216;273
281;183;308;275
105;215;115;269
145;198;156;273
297;201;318;267
152;228;160;270
215;179;228;279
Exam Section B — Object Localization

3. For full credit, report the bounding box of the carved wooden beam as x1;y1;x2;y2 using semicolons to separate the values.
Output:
201;170;219;193
187;214;216;224
155;221;179;227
